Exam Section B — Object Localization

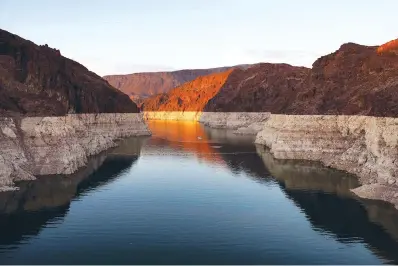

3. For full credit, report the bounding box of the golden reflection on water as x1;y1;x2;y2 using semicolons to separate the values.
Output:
146;120;226;165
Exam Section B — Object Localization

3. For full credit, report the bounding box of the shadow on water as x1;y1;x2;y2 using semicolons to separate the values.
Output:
256;144;398;263
0;136;145;247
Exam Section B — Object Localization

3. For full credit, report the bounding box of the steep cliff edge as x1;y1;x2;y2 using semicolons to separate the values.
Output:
0;28;138;116
0;114;150;191
255;115;398;208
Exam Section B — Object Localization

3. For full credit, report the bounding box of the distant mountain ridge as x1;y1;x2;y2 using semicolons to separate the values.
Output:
103;64;251;103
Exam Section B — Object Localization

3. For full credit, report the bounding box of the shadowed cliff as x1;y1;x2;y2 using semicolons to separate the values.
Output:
0;29;139;116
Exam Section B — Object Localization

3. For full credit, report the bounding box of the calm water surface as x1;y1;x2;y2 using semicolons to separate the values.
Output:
1;121;398;264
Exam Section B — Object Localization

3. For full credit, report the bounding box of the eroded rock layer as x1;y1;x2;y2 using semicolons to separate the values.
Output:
255;114;398;208
0;113;151;190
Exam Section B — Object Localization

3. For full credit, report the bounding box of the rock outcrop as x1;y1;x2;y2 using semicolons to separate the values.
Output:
103;65;250;102
0;28;138;116
0;114;150;191
255;114;398;208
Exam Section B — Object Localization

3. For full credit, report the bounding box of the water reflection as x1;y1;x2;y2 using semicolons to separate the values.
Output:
0;139;144;248
145;120;267;178
256;144;398;263
145;121;226;165
0;121;398;264
255;145;360;197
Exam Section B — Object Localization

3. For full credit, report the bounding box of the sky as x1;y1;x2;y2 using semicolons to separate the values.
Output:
1;0;397;76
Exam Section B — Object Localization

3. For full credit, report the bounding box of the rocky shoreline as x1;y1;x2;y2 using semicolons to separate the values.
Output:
0;113;151;191
255;114;398;208
2;111;398;209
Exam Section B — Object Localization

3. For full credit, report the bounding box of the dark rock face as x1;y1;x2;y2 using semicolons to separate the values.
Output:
204;63;309;112
103;65;250;102
288;42;398;116
0;29;139;116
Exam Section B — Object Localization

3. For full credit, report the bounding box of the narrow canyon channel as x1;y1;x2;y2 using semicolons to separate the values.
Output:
1;121;398;264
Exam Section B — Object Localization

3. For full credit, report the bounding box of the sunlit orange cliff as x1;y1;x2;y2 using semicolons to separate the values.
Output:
377;38;398;54
141;70;233;111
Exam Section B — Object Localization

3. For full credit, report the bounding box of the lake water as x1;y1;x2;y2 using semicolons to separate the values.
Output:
1;121;398;264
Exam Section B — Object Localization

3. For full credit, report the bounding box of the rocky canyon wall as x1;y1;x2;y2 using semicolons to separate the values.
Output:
0;29;139;116
255;114;398;208
0;113;151;191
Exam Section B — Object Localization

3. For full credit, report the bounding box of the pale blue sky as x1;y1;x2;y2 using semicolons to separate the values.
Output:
1;0;396;76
